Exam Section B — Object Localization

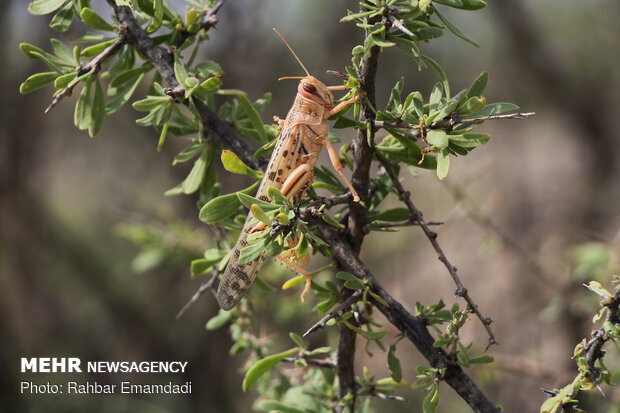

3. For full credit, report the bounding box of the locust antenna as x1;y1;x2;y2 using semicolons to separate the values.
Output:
273;28;310;77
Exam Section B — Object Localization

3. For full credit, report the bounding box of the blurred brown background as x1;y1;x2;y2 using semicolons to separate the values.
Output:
1;1;618;412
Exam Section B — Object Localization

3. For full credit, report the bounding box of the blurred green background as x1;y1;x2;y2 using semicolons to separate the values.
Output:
1;1;619;412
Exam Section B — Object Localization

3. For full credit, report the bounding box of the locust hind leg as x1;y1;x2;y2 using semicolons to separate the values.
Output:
276;255;313;302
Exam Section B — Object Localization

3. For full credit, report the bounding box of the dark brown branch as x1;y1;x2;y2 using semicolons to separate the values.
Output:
375;151;498;347
306;215;500;413
334;38;381;412
108;1;266;171
584;289;620;383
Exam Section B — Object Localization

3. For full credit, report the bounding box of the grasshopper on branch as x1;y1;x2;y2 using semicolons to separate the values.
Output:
216;29;363;310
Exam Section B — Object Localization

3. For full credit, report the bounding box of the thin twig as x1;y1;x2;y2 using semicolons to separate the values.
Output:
45;35;126;114
387;11;414;37
373;112;535;133
457;111;535;123
366;220;443;230
303;290;363;337
282;356;336;369
176;270;219;319
174;0;225;48
375;151;498;348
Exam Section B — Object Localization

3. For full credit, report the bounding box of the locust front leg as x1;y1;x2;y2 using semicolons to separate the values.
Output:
325;92;364;203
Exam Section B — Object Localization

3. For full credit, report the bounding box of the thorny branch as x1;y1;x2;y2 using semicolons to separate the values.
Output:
302;211;500;413
375;151;498;348
584;289;620;384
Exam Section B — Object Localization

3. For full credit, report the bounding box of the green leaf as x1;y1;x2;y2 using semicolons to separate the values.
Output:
585;281;611;298
434;7;479;47
19;72;58;94
458;0;487;10
282;275;306;290
194;60;224;77
448;133;490;148
132;96;170;111
110;65;152;89
238;237;269;266
423;383;439;413
157;108;172;151
429;82;443;112
289;333;308;349
199;193;240;223
250;204;272;226
431;100;458;123
457;96;486;116
388;344;402;382
74;79;93;130
205;309;232;330
373;208;411;222
340;9;380;22
434;0;463;6
238;93;267;143
469;354;494;364
147;0;164;33
80;8;114;31
390;35;420;61
436;148;450;180
465;72;488;98
462;102;520;118
423;55;450;99
266;186;288;205
28;0;66;15
80;39;116;58
254;400;305;413
242;348;299;391
322;214;345;230
54;72;76;89
238;192;278;212
89;77;105;137
342;319;387;340
183;144;210;194
174;54;189;90
105;73;145;114
221;150;262;179
427;129;449;149
50;38;73;64
419;0;432;11
174;141;204;164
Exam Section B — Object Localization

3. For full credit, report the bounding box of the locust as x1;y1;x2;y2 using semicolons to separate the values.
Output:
216;29;363;311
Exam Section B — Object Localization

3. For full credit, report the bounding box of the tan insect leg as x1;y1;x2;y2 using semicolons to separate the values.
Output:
325;140;360;202
327;93;364;117
276;255;313;302
327;85;347;91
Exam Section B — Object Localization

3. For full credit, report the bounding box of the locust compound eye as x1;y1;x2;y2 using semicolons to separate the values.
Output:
302;83;317;95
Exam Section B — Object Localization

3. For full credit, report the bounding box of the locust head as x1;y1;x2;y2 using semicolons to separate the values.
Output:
298;77;334;109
